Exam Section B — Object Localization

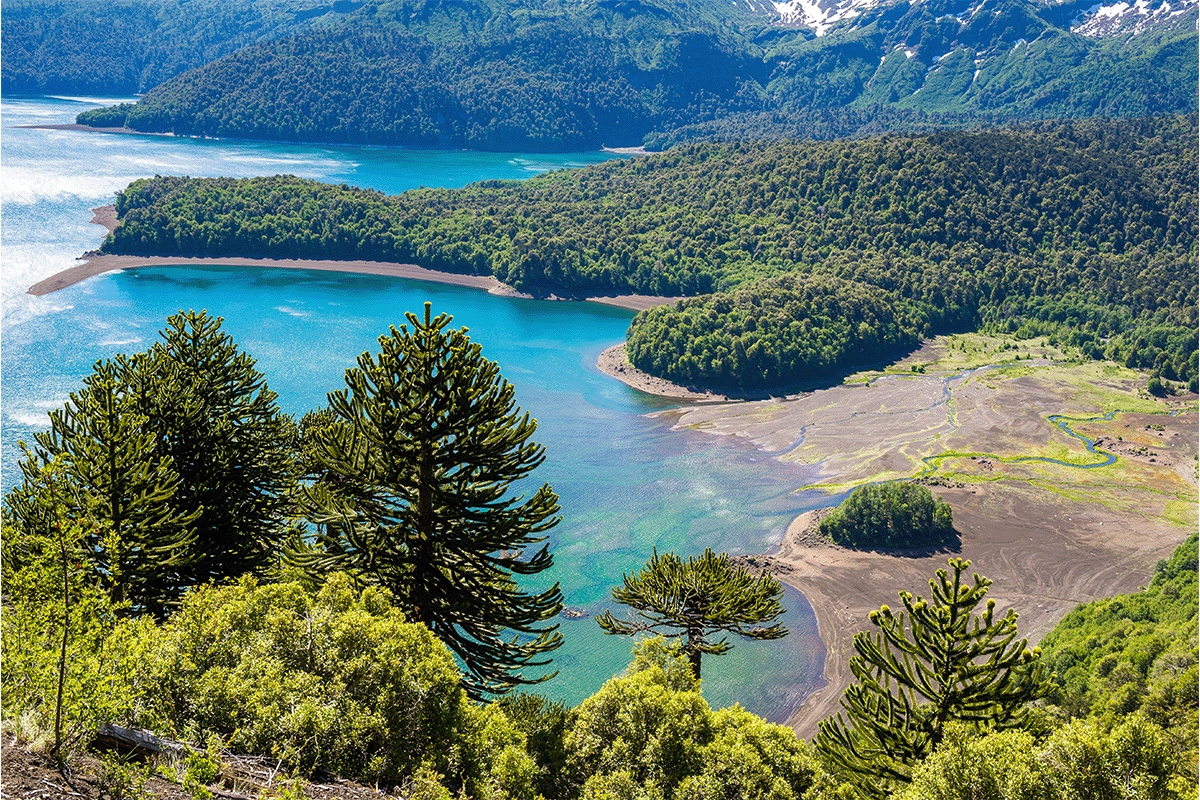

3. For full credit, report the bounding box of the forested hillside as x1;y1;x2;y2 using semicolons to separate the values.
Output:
99;115;1198;391
0;0;368;95
59;0;1197;150
76;12;762;151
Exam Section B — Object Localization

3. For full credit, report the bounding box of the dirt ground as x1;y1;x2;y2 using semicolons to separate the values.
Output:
0;738;386;799
643;341;1198;739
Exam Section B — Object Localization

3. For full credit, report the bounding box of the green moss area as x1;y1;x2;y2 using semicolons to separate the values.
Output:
758;335;1199;536
853;331;1080;379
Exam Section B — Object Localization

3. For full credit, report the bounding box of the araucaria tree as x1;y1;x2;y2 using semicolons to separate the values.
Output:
297;304;564;698
814;557;1051;799
139;310;297;586
3;358;197;614
2;310;292;615
595;548;788;679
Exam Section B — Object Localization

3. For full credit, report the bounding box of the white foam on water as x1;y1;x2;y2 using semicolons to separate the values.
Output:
0;164;126;207
6;409;56;428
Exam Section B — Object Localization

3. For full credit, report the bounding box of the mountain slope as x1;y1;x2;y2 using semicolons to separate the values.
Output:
0;0;374;94
71;0;1196;150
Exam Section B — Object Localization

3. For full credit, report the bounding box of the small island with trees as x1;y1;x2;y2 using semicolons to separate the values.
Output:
818;483;955;550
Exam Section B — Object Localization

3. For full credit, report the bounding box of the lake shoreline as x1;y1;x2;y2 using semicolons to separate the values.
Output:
596;344;728;400
28;207;682;315
668;346;1198;738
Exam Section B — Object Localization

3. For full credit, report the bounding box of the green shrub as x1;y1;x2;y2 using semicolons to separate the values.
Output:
818;482;953;549
147;573;535;794
497;693;572;799
566;639;820;799
0;465;160;755
898;717;1184;800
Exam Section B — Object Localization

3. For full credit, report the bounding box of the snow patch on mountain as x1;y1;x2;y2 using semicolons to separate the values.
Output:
771;0;892;34
769;0;1195;37
1069;0;1196;35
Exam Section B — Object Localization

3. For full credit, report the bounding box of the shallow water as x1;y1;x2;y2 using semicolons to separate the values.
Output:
1;97;828;718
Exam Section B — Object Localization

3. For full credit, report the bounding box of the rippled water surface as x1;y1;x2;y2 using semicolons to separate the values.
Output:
2;96;827;718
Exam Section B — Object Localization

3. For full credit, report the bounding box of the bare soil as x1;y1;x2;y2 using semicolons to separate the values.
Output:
653;349;1198;739
0;738;386;799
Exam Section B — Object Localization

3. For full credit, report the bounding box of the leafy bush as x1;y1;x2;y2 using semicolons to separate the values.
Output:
146;573;537;795
567;639;820;799
1037;533;1198;775
496;693;572;799
818;483;954;549
898;717;1183;800
0;465;160;756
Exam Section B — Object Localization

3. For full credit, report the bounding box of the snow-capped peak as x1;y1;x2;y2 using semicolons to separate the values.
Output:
771;0;893;35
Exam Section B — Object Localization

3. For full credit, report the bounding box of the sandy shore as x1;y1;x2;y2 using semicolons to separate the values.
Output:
596;344;727;399
29;207;682;313
21;123;176;137
774;472;1195;737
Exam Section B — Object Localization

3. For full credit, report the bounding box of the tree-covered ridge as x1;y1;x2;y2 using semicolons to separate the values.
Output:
66;0;1198;150
0;0;368;95
100;116;1198;391
626;275;931;388
71;0;770;151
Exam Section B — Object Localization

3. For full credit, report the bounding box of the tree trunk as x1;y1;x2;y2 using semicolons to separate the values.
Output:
54;524;70;757
686;626;703;679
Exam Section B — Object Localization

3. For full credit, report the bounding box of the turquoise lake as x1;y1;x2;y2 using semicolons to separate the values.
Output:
1;96;828;720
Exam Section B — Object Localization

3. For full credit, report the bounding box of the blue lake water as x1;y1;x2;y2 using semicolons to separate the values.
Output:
1;96;828;720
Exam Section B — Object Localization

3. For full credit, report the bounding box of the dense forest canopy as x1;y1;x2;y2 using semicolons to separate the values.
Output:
100;115;1199;391
38;0;1195;149
0;0;368;94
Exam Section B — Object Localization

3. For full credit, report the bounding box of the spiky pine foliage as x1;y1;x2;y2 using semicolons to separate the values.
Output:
595;548;788;679
139;310;297;589
2;310;293;616
3;358;198;615
815;557;1051;799
295;303;563;699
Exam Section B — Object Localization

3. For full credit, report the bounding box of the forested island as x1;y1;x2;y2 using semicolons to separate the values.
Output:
95;115;1198;393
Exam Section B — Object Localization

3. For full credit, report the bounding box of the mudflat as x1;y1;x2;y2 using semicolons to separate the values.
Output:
650;335;1198;737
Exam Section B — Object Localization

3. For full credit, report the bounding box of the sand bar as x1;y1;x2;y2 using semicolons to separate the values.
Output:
597;344;728;400
20;123;176;138
29;208;682;313
31;253;682;312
